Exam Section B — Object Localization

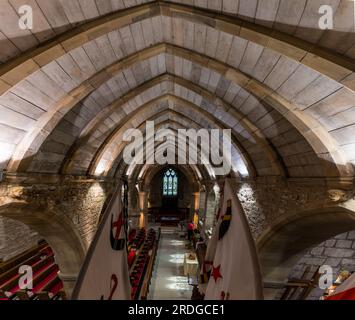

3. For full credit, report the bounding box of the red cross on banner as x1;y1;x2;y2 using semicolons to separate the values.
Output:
110;211;126;251
112;212;124;240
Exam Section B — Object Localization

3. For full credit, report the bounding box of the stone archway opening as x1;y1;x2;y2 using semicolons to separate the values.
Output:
146;166;194;226
0;202;86;297
258;207;355;299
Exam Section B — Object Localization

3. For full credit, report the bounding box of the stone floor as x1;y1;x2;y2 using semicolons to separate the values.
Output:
148;226;193;300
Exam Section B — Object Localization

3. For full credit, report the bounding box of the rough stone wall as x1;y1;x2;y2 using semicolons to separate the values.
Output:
0;174;116;251
0;175;329;253
0;173;350;280
205;191;216;230
236;178;344;241
286;231;355;300
236;182;268;240
0;216;41;262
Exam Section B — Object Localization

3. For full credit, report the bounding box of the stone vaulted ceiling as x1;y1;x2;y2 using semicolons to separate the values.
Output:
0;0;355;182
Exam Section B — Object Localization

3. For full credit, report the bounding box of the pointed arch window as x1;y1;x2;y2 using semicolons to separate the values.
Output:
163;169;178;196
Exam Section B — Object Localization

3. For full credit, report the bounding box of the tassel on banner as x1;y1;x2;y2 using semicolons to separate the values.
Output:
199;261;213;284
220;291;230;300
200;271;211;284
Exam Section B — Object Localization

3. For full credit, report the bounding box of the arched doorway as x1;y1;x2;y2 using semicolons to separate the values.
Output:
147;167;192;225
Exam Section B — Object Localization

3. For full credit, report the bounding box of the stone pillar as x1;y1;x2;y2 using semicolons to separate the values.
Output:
199;181;215;236
127;179;140;229
59;273;78;299
192;192;200;219
127;179;135;217
139;191;148;229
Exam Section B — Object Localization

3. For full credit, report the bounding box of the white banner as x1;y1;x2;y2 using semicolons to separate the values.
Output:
205;178;263;300
72;184;131;300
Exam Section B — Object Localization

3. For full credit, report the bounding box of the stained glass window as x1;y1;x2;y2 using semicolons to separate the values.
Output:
163;169;178;196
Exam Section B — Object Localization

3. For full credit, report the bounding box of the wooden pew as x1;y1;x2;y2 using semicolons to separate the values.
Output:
36;276;65;300
0;289;9;300
0;239;65;301
0;255;55;295
140;229;160;300
0;244;52;286
36;290;66;300
0;240;48;274
22;264;60;299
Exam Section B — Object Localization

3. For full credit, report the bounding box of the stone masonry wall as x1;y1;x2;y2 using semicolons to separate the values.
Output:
0;173;352;282
0;216;42;262
236;178;352;241
0;175;339;258
0;174;116;252
287;231;355;300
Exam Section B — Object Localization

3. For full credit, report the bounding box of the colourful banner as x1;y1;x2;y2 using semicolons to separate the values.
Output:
204;178;263;300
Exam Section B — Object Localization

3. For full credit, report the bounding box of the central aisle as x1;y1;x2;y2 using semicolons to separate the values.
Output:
148;227;193;300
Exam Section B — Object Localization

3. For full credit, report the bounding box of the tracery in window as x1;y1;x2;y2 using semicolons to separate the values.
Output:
163;169;178;196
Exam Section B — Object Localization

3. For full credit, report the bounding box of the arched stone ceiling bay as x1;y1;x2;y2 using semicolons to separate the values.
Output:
30;86;262;178
68;83;291;178
104;94;304;176
94;101;251;179
3;49;284;177
115;122;214;183
71;109;228;177
3;44;351;179
113;120;243;183
135;162;204;190
115;160;209;192
127;129;220;179
0;1;156;64
88;98;256;177
1;0;355;89
87;95;314;179
113;119;244;179
0;10;354;178
124;127;215;181
0;7;354;178
139;164;203;187
59;75;285;177
3;47;168;172
73;110;243;180
129;148;213;184
167;0;355;59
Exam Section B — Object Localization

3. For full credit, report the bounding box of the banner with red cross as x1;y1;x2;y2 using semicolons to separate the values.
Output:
204;178;263;300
